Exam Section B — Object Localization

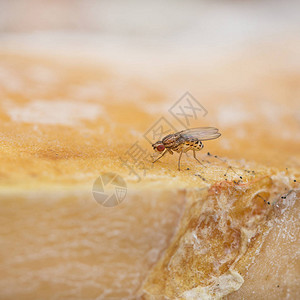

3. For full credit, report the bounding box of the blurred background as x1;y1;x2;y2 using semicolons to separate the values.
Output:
1;0;300;68
1;1;300;299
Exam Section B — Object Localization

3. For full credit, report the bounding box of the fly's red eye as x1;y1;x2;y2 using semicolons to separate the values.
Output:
157;145;165;152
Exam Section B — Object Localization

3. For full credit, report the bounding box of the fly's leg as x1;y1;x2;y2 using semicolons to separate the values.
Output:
193;149;207;168
178;149;184;171
181;145;193;170
152;149;167;163
183;143;207;169
178;145;207;170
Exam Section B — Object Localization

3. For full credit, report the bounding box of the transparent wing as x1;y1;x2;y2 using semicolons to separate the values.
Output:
179;127;221;141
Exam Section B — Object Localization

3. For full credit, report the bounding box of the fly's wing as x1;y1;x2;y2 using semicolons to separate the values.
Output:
179;127;221;141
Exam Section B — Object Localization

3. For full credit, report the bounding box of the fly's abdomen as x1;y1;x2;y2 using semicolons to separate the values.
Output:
171;139;203;153
185;139;203;151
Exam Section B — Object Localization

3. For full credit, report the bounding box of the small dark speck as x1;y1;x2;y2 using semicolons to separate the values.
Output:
294;179;297;182
207;152;211;156
240;176;243;179
187;168;190;170
225;179;227;181
277;285;280;288
281;196;286;199
217;284;219;286
252;171;255;174
267;202;270;205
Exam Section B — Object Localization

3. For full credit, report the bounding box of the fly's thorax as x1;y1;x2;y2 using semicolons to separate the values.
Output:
162;133;182;148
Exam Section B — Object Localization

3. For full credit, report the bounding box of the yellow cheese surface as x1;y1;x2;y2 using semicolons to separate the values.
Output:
0;51;299;299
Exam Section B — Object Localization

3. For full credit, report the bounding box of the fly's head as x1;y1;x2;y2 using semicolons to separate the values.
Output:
152;141;165;152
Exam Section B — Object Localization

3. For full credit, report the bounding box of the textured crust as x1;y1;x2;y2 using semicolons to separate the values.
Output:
141;176;298;299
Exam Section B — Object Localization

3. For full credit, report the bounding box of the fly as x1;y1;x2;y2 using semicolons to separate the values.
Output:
152;127;221;171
